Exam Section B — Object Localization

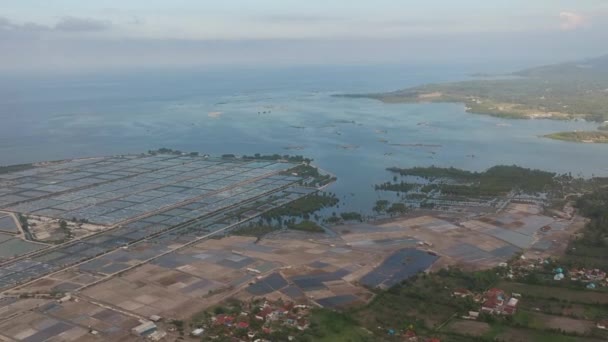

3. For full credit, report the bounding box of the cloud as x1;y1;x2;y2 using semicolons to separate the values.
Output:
55;17;110;32
0;16;110;35
253;14;340;24
559;11;587;31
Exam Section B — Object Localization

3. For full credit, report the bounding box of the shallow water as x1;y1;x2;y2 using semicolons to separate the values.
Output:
0;64;606;213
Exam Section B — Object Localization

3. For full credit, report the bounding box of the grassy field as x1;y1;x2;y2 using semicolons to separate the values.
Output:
494;327;600;342
544;131;608;144
288;220;325;233
497;281;608;304
300;309;373;342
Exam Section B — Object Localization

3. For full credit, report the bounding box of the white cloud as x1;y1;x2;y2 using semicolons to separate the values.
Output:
559;11;587;31
0;16;110;35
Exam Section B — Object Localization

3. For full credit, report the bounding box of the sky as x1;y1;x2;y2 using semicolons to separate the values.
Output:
1;0;607;71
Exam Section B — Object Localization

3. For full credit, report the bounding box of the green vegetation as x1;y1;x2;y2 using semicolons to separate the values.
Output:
544;131;608;144
382;165;557;197
388;166;477;181
205;182;608;341
262;193;338;220
346;268;505;341
572;186;608;249
243;153;312;164
375;181;416;192
0;163;35;174
148;147;185;155
284;164;336;187
171;319;186;337
340;212;363;222
298;309;373;342
17;214;28;231
387;203;408;215
292;264;606;340
373;200;390;213
288;220;325;233
44;219;74;244
340;55;608;122
372;199;409;216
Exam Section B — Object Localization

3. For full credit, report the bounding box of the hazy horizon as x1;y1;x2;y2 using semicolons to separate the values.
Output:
2;0;608;72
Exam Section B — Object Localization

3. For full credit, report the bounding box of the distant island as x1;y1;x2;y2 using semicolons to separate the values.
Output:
340;55;608;121
544;131;608;144
338;55;608;143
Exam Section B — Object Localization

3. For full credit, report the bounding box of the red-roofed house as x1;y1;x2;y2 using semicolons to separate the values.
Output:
255;307;273;321
296;318;309;331
213;314;235;326
481;288;518;315
486;288;505;298
236;321;249;329
404;329;417;341
283;302;294;312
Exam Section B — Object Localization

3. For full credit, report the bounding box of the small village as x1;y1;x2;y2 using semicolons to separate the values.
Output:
508;256;608;289
189;299;311;341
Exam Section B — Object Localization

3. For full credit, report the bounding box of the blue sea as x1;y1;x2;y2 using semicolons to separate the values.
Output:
1;63;606;213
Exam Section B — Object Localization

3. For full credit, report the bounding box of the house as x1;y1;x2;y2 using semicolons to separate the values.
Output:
57;294;71;303
462;311;479;320
481;290;504;313
485;288;505;302
282;302;294;313
256;307;274;321
213;314;235;326
236;321;250;329
131;321;157;336
404;329;418;341
504;298;519;315
296;318;309;330
191;328;204;337
586;269;606;281
267;311;281;322
452;288;472;298
481;288;517;315
481;297;502;314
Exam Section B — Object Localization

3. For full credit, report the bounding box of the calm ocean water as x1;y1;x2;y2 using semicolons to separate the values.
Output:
0;63;606;212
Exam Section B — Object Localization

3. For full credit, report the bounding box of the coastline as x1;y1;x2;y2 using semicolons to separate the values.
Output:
543;131;608;144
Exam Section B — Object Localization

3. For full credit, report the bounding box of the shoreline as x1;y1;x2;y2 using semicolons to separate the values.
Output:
543;131;608;144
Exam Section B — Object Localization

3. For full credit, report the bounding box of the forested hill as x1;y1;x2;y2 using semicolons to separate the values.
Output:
340;55;608;122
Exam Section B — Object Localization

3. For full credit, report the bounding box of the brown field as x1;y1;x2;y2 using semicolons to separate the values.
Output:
445;319;491;336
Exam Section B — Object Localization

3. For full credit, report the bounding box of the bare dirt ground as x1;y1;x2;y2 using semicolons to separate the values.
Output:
535;312;595;334
26;215;107;242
